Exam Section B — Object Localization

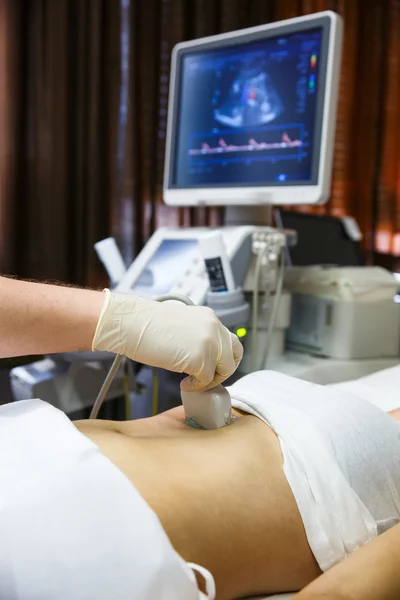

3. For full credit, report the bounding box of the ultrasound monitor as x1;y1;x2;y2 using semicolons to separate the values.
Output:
164;11;342;207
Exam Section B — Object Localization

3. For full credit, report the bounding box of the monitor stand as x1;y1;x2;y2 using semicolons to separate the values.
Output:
224;205;297;247
224;205;273;227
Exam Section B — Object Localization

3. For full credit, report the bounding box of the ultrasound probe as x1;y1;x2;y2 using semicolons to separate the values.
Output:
90;294;233;429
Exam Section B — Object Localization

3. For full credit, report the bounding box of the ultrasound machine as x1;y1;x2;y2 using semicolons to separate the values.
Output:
12;10;399;418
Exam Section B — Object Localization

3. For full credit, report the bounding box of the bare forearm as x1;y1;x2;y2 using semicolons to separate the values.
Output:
296;523;400;600
0;276;105;358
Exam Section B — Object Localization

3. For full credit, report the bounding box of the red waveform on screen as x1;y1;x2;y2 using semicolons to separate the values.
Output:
188;132;302;156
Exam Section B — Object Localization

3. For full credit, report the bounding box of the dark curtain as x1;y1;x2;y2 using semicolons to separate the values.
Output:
1;0;400;287
0;0;121;286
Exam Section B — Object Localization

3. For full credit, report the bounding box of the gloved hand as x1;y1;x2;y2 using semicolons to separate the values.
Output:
92;290;243;391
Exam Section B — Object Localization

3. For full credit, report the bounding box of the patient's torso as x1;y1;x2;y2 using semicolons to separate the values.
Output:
75;407;320;599
75;372;400;599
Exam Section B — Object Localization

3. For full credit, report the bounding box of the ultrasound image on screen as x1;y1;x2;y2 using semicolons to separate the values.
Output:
172;28;323;187
214;70;283;128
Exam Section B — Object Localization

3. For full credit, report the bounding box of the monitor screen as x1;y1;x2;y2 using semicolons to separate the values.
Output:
130;239;199;298
171;28;324;189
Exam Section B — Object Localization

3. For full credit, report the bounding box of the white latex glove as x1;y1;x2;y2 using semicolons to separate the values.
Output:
92;290;243;391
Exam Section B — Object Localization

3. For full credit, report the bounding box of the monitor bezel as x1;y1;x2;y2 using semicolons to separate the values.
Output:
163;11;342;207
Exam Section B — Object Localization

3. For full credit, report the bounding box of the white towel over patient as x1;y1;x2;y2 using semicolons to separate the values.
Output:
228;371;400;571
0;399;214;600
